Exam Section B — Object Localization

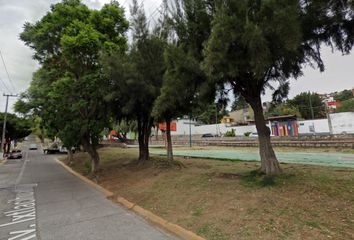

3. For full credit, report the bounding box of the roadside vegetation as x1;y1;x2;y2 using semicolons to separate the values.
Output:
64;147;354;240
15;0;354;176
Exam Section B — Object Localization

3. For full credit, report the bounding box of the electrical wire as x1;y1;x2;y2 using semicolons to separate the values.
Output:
0;75;11;94
0;50;16;93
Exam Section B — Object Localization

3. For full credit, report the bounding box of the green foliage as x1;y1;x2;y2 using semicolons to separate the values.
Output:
334;89;353;102
17;0;129;172
194;103;228;125
202;0;354;121
244;132;252;137
224;129;236;137
266;103;301;118
0;113;32;140
154;0;216;120
152;44;202;121
336;99;354;112
288;92;325;119
113;120;138;139
231;95;248;111
103;0;166;161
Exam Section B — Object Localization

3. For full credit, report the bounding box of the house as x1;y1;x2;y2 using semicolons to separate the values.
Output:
221;106;254;125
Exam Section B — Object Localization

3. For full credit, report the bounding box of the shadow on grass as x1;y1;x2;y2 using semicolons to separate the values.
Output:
241;170;296;188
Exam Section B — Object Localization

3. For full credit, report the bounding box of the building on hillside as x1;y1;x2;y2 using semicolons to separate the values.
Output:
221;106;254;125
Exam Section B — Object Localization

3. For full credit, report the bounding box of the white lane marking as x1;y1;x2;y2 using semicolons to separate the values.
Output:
15;153;28;186
0;149;38;239
9;225;36;239
0;188;36;228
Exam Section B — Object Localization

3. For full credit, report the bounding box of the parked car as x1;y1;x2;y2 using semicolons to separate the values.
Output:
250;132;258;137
43;143;59;154
8;149;22;159
201;133;214;138
249;132;275;137
44;144;75;154
29;144;38;150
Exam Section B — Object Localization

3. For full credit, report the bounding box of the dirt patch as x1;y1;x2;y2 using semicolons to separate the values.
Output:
67;147;354;240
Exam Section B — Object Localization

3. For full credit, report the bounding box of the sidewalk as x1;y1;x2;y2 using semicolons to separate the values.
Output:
21;150;177;240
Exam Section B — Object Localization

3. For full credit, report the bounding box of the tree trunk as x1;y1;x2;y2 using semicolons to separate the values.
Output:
6;141;10;154
166;119;173;161
67;149;74;164
137;116;152;162
81;137;100;174
137;119;143;160
249;95;281;175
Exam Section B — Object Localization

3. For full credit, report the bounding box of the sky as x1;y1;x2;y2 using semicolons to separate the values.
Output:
0;0;353;113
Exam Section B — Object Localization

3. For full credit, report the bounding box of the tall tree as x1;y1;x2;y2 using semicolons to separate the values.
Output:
288;92;325;119
151;0;216;161
104;0;165;162
231;95;248;111
18;0;128;173
266;102;302;118
203;0;354;175
334;89;353;102
0;113;32;152
152;45;201;161
337;99;354;112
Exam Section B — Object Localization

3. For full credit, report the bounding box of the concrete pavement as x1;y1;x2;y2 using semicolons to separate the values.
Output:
0;138;177;240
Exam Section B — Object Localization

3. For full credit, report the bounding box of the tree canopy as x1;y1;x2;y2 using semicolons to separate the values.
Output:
202;0;354;175
16;0;354;176
337;99;354;112
288;92;325;119
17;0;128;172
0;113;32;141
103;0;166;161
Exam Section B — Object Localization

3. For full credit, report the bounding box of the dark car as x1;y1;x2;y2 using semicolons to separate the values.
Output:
201;133;214;138
8;149;22;159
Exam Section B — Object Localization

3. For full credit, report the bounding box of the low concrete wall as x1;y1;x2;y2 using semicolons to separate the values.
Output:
150;137;354;148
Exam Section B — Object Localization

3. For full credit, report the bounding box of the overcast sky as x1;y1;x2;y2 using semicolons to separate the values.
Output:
0;0;353;113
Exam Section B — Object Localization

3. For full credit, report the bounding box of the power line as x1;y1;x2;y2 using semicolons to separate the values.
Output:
0;75;11;94
0;50;16;93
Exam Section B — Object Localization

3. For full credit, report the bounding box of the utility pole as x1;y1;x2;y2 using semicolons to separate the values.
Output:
308;92;315;119
189;115;192;148
215;103;218;136
1;94;17;154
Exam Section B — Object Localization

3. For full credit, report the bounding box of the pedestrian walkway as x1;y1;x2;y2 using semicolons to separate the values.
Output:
151;148;354;168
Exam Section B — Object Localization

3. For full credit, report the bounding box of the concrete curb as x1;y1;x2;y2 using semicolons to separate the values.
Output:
55;158;205;240
55;158;114;198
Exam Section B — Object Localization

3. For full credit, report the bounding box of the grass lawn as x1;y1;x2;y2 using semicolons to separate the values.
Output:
65;147;354;240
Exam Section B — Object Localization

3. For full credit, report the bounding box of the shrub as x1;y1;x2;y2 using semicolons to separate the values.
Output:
244;132;252;137
224;129;236;137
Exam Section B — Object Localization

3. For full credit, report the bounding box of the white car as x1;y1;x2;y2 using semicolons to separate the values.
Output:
250;133;258;137
29;144;38;150
250;132;275;137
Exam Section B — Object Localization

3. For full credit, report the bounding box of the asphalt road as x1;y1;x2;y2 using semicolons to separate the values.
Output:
0;137;177;240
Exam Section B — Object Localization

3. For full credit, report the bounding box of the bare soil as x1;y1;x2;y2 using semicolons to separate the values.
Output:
66;147;354;240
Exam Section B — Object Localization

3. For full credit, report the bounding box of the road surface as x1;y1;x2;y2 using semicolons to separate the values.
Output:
0;137;177;240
